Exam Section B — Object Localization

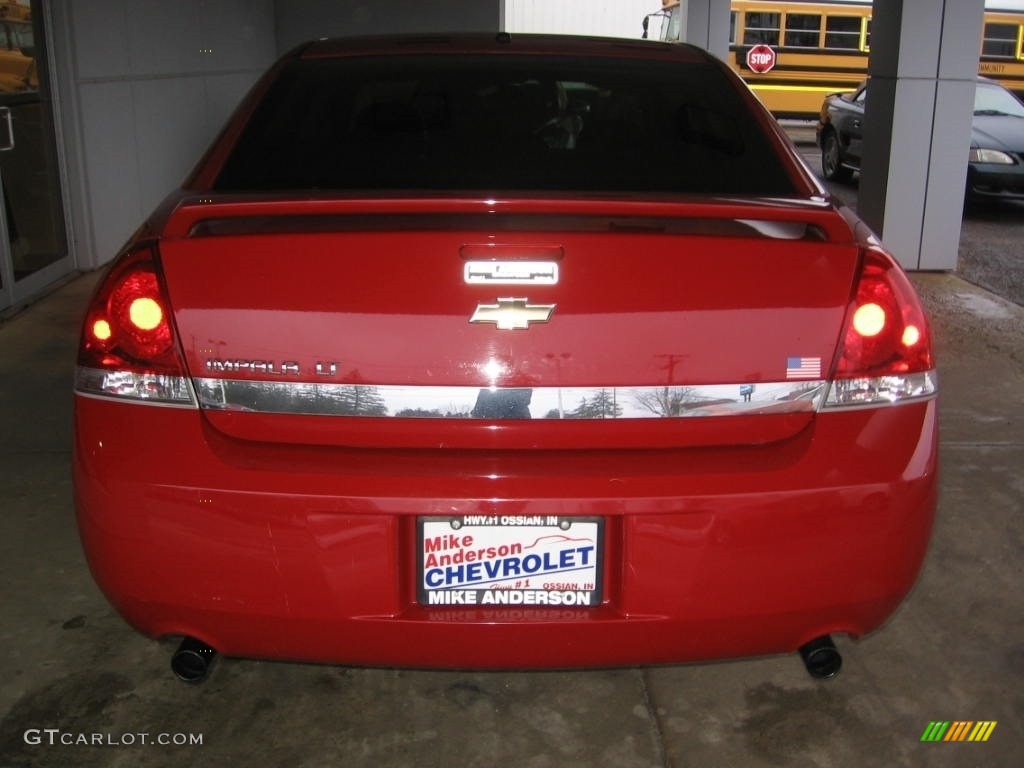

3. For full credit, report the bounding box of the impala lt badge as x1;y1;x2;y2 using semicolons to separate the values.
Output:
464;261;559;285
470;298;556;330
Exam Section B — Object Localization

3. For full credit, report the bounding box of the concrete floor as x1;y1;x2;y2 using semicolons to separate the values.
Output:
1;238;1022;765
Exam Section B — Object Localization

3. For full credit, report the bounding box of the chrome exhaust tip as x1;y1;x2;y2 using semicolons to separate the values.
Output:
171;636;217;683
798;635;842;679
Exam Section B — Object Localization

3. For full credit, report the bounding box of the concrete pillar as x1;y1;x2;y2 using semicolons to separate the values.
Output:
679;0;731;61
858;0;985;270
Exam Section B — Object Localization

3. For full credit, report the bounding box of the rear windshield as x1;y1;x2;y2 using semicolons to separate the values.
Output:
214;54;797;196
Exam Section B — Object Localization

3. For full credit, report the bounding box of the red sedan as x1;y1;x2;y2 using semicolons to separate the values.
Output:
73;34;937;682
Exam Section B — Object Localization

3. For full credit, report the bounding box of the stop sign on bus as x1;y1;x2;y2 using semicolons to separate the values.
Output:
746;45;776;74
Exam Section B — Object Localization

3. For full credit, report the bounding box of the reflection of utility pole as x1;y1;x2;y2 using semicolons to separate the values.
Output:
646;354;692;417
654;354;688;384
545;352;571;418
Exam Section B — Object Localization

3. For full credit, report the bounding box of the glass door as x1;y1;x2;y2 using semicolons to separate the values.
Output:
0;0;69;313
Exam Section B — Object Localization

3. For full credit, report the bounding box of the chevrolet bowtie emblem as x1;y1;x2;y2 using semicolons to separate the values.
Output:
469;297;557;330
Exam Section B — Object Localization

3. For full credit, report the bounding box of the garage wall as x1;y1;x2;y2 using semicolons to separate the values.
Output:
274;0;500;53
52;0;277;269
51;0;501;271
502;0;654;39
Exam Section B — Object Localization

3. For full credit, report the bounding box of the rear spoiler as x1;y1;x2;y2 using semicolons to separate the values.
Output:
161;196;856;243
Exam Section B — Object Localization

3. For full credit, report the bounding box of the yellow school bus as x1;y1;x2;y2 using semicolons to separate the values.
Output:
0;1;34;93
979;8;1024;92
654;1;1024;118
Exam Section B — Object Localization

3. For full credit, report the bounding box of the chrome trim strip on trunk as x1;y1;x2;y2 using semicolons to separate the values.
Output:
192;378;828;419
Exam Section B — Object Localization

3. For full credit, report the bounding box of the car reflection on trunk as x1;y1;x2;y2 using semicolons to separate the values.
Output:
471;388;533;419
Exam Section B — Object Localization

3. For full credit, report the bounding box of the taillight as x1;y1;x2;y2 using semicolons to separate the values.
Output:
825;248;937;407
75;244;195;405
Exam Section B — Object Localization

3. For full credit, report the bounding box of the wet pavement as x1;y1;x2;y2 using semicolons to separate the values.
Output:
0;183;1021;766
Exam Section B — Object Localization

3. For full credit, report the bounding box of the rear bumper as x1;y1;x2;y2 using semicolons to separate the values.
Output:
73;395;938;669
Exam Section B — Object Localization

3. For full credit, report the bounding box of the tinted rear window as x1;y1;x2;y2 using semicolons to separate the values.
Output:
215;54;796;196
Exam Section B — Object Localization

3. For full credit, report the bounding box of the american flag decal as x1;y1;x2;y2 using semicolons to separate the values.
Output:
786;356;821;379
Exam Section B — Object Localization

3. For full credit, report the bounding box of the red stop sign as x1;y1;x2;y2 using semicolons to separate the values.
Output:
746;44;777;74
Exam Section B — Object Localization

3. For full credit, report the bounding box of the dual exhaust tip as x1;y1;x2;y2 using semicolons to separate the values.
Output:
798;635;843;679
170;636;217;683
169;634;842;682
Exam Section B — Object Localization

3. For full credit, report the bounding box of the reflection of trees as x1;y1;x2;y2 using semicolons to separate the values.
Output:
396;408;444;418
330;385;388;416
216;381;389;415
632;386;698;417
396;407;471;419
333;369;388;416
568;389;622;419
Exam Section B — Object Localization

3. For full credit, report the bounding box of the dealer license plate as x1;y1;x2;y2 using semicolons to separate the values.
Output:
417;515;602;607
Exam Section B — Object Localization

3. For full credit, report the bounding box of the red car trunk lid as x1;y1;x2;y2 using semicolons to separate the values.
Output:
158;197;858;449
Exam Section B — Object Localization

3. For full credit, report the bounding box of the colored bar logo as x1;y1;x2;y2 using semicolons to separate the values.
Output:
920;721;997;742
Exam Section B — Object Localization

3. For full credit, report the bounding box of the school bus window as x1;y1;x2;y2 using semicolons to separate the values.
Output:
982;23;1018;58
784;14;821;48
824;16;862;50
743;12;780;46
11;24;31;49
730;11;737;45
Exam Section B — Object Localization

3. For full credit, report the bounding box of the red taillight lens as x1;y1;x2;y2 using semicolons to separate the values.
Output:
80;246;181;373
76;244;194;404
834;248;934;379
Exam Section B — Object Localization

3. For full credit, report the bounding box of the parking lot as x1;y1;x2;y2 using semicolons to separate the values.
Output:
792;127;1024;306
1;155;1022;766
